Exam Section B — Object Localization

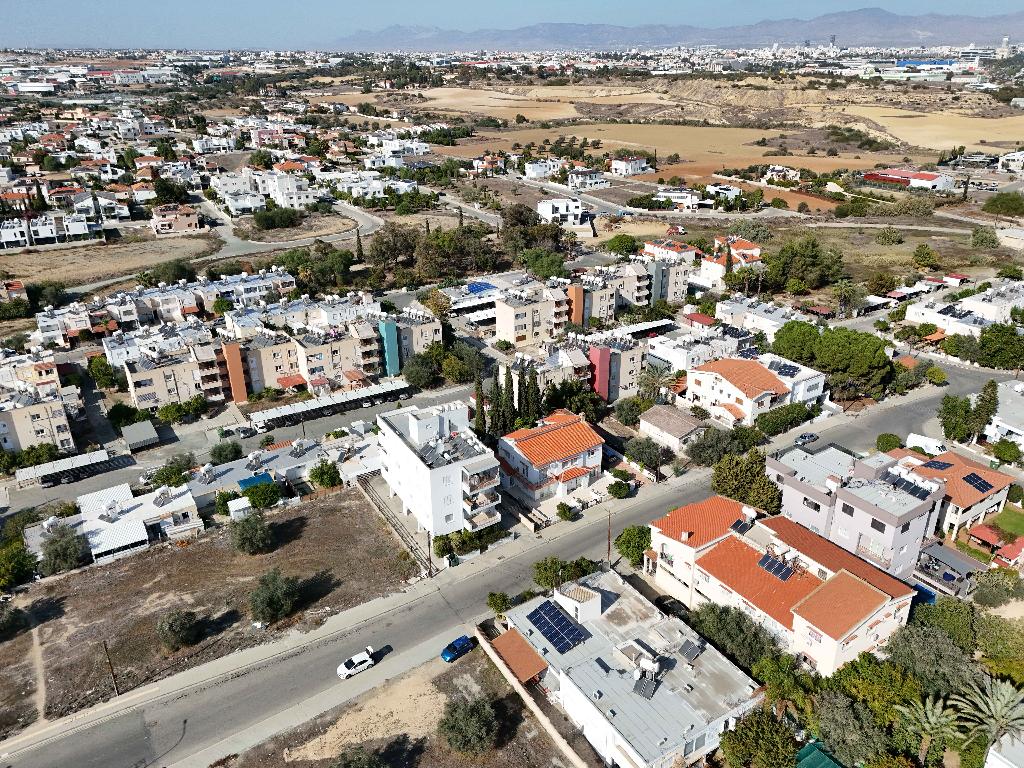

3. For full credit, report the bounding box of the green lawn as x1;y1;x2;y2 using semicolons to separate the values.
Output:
956;540;993;564
993;505;1024;537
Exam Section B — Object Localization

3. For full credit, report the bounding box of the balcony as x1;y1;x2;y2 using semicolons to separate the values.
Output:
464;506;501;532
464;490;500;515
463;469;499;494
855;539;893;569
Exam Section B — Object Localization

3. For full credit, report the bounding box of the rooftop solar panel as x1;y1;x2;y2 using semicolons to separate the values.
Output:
779;566;794;581
963;472;993;493
922;460;953;470
757;553;772;568
526;600;587;654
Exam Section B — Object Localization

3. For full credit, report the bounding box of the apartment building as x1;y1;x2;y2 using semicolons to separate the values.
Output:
496;570;761;768
524;158;561;179
0;390;74;453
192;268;297;309
498;410;603;508
124;344;228;410
983;380;1024;450
378;401;501;536
646;497;915;676
714;295;812;342
566;275;617;328
149;204;200;236
536;198;584;226
686;355;826;426
101;323;214;368
586;335;644;402
646;326;753;373
766;444;945;577
590;263;653;310
493;286;569;347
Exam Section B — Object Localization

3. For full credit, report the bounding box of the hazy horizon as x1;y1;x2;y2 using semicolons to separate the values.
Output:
2;1;1022;50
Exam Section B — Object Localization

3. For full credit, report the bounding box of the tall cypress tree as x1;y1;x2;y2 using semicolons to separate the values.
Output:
473;373;486;436
516;366;528;416
488;378;504;439
502;365;516;432
526;365;541;424
355;231;364;262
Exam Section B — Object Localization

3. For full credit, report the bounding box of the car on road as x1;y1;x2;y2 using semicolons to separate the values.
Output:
237;426;256;439
795;432;819;447
440;635;475;663
654;595;688;619
360;400;373;408
337;646;375;679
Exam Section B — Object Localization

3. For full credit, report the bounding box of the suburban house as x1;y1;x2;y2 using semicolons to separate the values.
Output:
653;186;701;210
686;354;826;426
524;158;562;179
638;404;708;452
150;204;200;236
498;410;603;508
689;238;764;290
536;198;584;226
766;443;945;576
886;448;1014;537
611;157;651;177
983;380;1024;450
377;402;501;536
567;169;610;190
645;498;915;676
494;570;762;768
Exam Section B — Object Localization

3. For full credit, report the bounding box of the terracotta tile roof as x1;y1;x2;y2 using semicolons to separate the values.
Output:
996;538;1024;566
722;403;745;422
504;409;602;468
694;359;789;399
969;523;1004;547
651;495;748;549
695;536;823;629
683;312;716;326
888;448;1014;509
491;628;548;683
923;330;946;342
792;570;889;640
760;517;914;599
556;466;591;483
896;355;921;369
276;374;306;388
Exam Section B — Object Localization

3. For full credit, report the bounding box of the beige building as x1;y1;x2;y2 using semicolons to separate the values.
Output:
150;204;200;235
124;344;228;410
493;287;569;347
0;392;74;453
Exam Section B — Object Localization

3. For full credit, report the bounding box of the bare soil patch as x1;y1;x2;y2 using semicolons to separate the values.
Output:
12;488;414;727
235;213;357;243
0;624;37;740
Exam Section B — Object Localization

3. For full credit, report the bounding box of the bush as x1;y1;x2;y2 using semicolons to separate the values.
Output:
0;542;36;590
1009;484;1023;504
210;440;243;465
607;480;631;499
157;609;201;651
690;603;781;672
624;436;663;470
876;433;902;452
329;748;386;768
231;511;273;554
982;192;1024;217
493;339;514;353
0;602;26;639
253;207;303;230
215;490;240;517
151;452;196;487
690;405;710;421
614;525;651;568
604;233;639;255
486;591;513;615
556;502;575;522
249;567;300;624
925;366;947;385
437;697;498;755
614;396;654;427
40;523;88;575
973;226;1001;249
244;482;281;510
993;439;1022;465
433;534;454;559
309;459;342;488
875;227;904;245
107;403;149;434
754;403;812;437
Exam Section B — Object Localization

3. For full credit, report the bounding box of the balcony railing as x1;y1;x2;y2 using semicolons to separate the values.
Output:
855;543;892;569
464;507;501;532
464;471;499;494
464;490;500;513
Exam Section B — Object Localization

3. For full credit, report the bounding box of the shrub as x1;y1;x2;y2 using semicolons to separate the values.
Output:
690;405;710;421
157;609;201;651
925;366;947;385
244;482;281;509
875;227;904;245
437;697;498;755
993;439;1022;465
253;207;303;230
556;502;575;521
614;396;653;427
614;525;651;568
40;523;88;575
231;511;273;554
973;226;1001;249
309;459;342;488
624;436;663;470
0;542;37;590
249;568;300;624
754;403;812;437
330;748;386;768
433;534;454;559
607;480;631;499
0;602;26;639
209;440;243;465
876;433;902;452
1008;484;1023;504
486;591;513;615
493;339;514;353
215;490;240;517
259;434;276;448
611;468;633;482
982;192;1024;217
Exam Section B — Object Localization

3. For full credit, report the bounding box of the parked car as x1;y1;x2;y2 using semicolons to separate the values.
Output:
794;433;819;447
440;635;475;663
237;426;256;439
360;400;373;408
654;595;688;619
337;646;375;679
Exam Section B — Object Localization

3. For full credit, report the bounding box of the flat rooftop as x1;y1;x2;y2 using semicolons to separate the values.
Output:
776;444;857;488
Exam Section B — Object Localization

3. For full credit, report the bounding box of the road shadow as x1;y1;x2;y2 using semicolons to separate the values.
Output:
269;515;307;549
379;734;426;767
296;569;339;610
371;644;394;664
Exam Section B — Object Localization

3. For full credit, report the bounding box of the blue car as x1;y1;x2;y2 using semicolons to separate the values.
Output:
441;635;475;662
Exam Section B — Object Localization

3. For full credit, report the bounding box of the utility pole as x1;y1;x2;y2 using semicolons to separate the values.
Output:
102;640;120;696
607;507;612;565
427;532;433;575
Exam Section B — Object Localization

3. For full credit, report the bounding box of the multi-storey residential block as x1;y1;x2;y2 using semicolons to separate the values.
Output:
493;285;569;347
0;390;74;453
714;295;812;341
124;344;228;410
378;401;501;536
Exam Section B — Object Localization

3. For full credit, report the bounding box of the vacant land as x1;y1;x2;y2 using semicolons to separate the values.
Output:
7;489;415;727
235;213;357;243
225;648;586;768
1;234;220;287
0;623;38;739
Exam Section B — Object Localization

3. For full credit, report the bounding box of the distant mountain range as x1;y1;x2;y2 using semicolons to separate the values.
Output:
330;8;1024;52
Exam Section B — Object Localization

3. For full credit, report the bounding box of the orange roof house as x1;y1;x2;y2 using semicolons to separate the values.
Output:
503;410;602;468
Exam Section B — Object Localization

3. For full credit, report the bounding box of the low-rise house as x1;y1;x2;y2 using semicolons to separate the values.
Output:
495;570;762;768
653;186;701;210
706;183;742;201
150;204;200;236
536;198;584;226
523;158;561;180
498;410;603;508
764;165;801;183
646;498;915;675
611;157;650;177
223;191;267;216
377;402;500;536
862;168;956;192
0;280;28;303
638;404;708;452
566;168;609;190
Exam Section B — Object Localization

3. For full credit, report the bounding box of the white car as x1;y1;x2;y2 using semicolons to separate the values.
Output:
337;646;375;679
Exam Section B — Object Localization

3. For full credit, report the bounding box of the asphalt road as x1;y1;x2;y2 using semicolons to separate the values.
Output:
5;477;712;768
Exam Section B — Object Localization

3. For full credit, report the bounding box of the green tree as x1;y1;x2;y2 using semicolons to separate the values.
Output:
884;625;984;696
752;653;813;721
542;379;607;423
249;149;274;169
486;591;513;615
309;459;341;488
772;321;821;365
157;609;201;651
615;396;654;427
624;436;663;470
230;511;273;554
607;480;631;499
516;366;528;415
501;365;515;436
40;523;88;575
402;353;439;389
911;596;977;653
712;450;781;514
876;433;903;452
994;439;1022;464
614;525;651;568
969;380;1000;442
212;297;233;315
972;227;1001;249
488;377;504;439
525;366;541;424
832;653;921;727
604;233;639;255
982;192;1024;217
815;691;888;766
329;747;386;768
896;696;963;766
690;603;781;672
151;452;196;487
88;355;118;389
754;403;812;436
249;567;300;624
210;440;243;465
926;366;948;386
951;678;1024;762
0;543;37;590
244;482;281;510
473;373;487;435
437;697;498;755
720;707;799;768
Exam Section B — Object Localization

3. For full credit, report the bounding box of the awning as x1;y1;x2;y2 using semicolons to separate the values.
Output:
923;330;946;342
343;370;369;382
182;306;200;314
277;374;306;388
491;629;548;683
309;376;329;387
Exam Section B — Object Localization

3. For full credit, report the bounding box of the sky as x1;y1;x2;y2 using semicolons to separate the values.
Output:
2;0;1021;49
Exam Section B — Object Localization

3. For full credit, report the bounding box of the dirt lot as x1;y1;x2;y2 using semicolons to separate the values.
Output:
224;647;590;768
1;233;221;287
0;623;39;739
234;213;357;243
9;488;416;726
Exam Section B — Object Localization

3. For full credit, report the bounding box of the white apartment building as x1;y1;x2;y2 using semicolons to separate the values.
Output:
714;295;812;342
378;402;501;537
536;198;584;226
493;285;570;347
984;380;1024;449
0;390;74;453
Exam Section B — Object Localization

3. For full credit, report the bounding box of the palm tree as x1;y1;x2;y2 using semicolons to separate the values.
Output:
952;678;1024;759
896;695;962;766
637;367;674;401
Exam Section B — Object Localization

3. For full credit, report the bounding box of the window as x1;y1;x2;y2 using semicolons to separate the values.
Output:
444;513;454;523
901;521;911;534
870;518;886;533
808;629;822;643
802;497;821;512
842;503;854;516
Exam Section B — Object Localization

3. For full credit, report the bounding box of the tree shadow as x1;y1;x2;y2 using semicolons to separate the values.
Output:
269;515;307;549
198;608;241;641
378;734;427;767
491;692;525;748
296;569;340;611
27;595;66;625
